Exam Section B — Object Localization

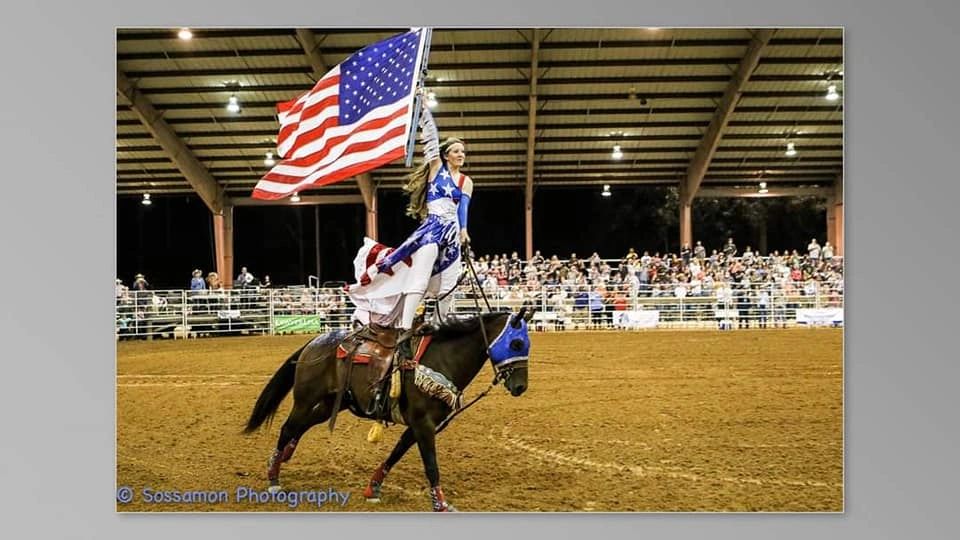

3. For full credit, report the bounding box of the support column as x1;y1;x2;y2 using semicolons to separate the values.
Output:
831;174;844;257
366;187;379;241
826;202;836;253
525;200;533;260
758;213;768;255
679;183;693;248
355;174;378;240
524;28;540;261
680;200;693;249
214;205;234;288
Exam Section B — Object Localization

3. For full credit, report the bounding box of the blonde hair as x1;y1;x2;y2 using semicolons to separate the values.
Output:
403;137;464;220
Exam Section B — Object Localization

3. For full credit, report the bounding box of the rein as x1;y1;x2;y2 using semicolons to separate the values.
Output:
435;359;524;433
433;240;511;433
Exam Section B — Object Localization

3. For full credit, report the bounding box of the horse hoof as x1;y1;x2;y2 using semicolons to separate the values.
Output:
268;484;282;494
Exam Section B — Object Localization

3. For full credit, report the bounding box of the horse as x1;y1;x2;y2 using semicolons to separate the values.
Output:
243;307;532;511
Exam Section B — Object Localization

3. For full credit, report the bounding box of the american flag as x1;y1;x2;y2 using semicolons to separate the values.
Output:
252;29;427;200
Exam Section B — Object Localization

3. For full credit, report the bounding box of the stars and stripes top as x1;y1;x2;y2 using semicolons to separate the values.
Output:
426;164;466;222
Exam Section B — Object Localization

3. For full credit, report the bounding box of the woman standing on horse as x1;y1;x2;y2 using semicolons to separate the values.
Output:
346;94;473;337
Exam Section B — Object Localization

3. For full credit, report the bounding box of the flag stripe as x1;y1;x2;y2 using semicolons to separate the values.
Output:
277;77;340;131
262;120;409;186
276;95;339;156
279;104;409;170
253;143;407;200
276;74;341;157
256;130;408;194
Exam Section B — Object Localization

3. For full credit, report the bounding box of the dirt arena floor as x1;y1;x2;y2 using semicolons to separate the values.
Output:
117;329;843;512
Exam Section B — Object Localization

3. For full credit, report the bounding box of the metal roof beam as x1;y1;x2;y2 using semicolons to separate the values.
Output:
118;103;842;116
232;194;364;206
119;56;841;78
123;73;843;94
116;69;228;214
681;29;776;205
697;186;832;198
116;34;840;52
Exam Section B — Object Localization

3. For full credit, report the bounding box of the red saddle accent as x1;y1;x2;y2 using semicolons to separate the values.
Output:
399;335;433;370
336;344;371;364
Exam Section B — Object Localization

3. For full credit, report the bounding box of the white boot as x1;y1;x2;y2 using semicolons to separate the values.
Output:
400;291;425;331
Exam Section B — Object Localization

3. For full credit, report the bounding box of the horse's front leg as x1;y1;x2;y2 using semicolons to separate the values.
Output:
363;427;417;503
412;420;455;512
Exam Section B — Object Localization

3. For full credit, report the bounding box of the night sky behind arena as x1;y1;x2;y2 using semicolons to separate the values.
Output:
116;187;827;289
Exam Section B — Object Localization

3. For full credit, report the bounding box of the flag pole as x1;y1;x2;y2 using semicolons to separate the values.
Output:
405;28;433;168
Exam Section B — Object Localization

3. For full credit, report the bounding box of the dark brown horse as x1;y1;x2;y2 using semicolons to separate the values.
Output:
244;308;532;511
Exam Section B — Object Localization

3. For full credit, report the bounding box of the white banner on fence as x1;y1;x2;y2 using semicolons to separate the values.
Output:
613;310;660;329
796;308;844;326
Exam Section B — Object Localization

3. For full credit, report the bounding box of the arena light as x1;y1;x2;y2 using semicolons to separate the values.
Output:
758;181;768;194
264;151;276;167
611;144;624;160
226;94;241;113
602;184;612;197
426;91;438;109
785;142;797;157
825;84;840;101
290;192;301;203
141;193;152;205
178;28;193;40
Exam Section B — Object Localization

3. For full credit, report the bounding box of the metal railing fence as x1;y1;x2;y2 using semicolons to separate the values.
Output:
116;280;842;340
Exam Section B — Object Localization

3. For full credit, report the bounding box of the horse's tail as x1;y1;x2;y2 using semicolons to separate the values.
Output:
243;340;309;434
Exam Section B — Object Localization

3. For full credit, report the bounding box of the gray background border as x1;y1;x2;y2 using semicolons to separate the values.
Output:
2;0;957;537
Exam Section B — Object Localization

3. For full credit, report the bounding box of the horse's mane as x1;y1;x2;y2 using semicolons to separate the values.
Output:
433;311;509;340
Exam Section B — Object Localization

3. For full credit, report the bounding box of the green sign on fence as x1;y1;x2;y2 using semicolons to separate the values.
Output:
273;315;322;334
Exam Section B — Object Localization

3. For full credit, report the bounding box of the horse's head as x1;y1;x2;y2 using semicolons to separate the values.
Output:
487;307;533;397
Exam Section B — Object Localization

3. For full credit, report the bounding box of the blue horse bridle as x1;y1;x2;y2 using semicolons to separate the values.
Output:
486;313;531;382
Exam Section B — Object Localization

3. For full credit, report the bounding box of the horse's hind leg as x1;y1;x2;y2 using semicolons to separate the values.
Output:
363;427;417;503
267;397;335;491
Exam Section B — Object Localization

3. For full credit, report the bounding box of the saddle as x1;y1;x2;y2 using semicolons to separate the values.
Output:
336;323;399;387
334;318;438;420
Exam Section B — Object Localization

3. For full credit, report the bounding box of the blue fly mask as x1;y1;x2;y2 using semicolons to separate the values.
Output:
487;308;532;376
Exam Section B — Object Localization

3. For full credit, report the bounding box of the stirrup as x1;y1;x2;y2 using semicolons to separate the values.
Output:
365;389;384;416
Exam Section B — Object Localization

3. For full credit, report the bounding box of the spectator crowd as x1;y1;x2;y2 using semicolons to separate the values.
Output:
117;237;843;334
